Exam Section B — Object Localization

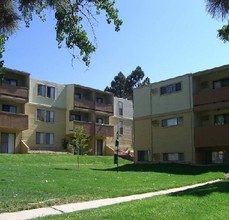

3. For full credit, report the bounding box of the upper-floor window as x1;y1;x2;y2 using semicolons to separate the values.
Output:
119;120;123;135
74;93;82;100
37;109;54;123
37;84;55;99
3;78;17;86
213;78;229;89
118;101;123;116
96;118;103;124
2;104;17;113
161;117;183;127
70;114;81;121
38;84;46;97
47;86;55;99
214;114;229;125
96;97;103;104
160;82;181;95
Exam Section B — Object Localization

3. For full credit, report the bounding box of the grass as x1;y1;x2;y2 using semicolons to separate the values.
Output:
0;154;228;214
39;181;229;220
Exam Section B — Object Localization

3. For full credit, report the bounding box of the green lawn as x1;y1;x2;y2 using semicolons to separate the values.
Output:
0;154;228;214
39;180;229;220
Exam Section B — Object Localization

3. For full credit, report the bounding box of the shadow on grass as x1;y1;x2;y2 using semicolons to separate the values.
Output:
92;163;229;175
170;181;229;197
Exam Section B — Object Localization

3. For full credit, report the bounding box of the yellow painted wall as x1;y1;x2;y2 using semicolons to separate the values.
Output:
22;104;66;150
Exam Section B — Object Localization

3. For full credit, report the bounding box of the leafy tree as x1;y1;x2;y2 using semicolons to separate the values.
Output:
206;0;229;42
69;125;89;168
105;66;150;100
0;0;122;66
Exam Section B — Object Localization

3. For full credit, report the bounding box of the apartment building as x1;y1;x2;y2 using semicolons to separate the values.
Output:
0;68;29;153
65;84;114;155
22;78;66;151
108;97;133;151
134;64;229;164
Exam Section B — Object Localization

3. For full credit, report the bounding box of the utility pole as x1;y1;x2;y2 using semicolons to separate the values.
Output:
114;131;119;172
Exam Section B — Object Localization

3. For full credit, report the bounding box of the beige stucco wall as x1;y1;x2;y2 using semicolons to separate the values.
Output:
152;111;194;163
22;104;66;150
133;117;152;162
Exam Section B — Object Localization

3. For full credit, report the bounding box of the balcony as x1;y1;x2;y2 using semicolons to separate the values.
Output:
74;99;94;110
0;111;28;130
95;124;114;137
194;124;229;148
193;87;229;111
72;121;114;137
95;103;113;114
0;85;29;102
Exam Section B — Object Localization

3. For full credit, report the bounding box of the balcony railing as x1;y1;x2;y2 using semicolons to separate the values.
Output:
0;85;29;101
95;124;114;137
0;111;28;130
95;103;113;114
194;124;229;148
72;121;114;137
193;87;229;111
74;99;94;110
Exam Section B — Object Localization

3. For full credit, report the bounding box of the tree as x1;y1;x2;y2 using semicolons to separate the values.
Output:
0;0;122;67
105;66;150;100
104;72;126;98
206;0;229;42
69;125;89;168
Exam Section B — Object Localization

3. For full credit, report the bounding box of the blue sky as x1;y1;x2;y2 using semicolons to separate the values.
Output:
3;0;229;90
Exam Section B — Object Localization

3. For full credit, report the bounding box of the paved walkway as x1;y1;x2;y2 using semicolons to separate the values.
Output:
0;179;221;220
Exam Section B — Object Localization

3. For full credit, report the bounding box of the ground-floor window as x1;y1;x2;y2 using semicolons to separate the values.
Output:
212;151;224;164
138;150;149;162
36;132;54;145
0;133;15;153
163;153;184;161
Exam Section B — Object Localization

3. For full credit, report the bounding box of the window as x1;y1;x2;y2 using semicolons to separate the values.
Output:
37;84;55;99
2;105;17;113
70;114;81;121
37;109;54;123
46;111;55;123
96;97;103;104
37;109;46;121
161;117;183;127
3;78;17;86
47;86;55;99
46;133;54;145
96;118;103;124
36;132;45;144
118;101;123;116
74;93;81;100
214;114;229;125
37;84;46;97
160;82;181;95
36;132;54;145
119;120;123;135
213;78;229;89
137;151;149;162
163;153;184;161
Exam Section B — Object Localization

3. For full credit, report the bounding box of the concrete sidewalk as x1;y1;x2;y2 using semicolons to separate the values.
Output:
0;179;221;220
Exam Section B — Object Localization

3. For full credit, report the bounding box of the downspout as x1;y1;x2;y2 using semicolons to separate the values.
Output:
150;84;153;162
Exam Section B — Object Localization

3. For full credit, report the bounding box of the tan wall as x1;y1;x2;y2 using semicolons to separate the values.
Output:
152;111;193;163
65;85;74;134
134;117;152;162
22;104;66;150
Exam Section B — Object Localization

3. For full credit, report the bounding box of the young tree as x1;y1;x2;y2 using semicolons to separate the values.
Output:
105;66;150;100
206;0;229;42
69;125;89;168
0;0;122;66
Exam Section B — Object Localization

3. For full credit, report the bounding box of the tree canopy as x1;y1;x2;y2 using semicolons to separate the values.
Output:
0;0;122;67
105;66;150;100
206;0;229;42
